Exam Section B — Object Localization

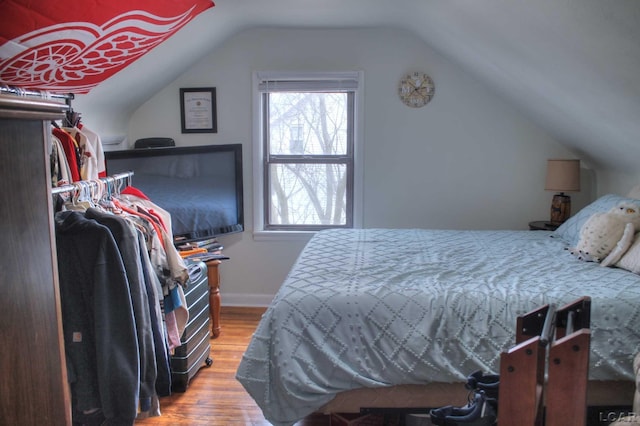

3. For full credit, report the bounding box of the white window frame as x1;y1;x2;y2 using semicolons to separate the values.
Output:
252;71;364;241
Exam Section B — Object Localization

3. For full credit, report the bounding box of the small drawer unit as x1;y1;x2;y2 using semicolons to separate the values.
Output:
171;260;213;392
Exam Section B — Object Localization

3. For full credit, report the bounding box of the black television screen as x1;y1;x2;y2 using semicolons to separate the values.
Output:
105;144;244;242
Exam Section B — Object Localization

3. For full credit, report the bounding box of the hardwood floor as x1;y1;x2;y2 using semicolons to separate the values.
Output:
135;306;331;425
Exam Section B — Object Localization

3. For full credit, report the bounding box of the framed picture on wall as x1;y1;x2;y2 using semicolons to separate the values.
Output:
180;87;217;133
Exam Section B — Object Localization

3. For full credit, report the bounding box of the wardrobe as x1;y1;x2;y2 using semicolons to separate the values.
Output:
0;94;72;425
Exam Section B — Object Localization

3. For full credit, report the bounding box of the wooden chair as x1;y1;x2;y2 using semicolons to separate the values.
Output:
498;297;591;426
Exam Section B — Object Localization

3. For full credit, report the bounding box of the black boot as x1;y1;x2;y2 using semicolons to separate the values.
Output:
465;370;499;400
430;391;497;426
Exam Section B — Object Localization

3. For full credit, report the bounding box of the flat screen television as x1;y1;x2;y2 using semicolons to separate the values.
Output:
105;143;244;243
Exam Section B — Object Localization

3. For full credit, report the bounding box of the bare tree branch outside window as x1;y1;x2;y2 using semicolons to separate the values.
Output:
265;91;353;229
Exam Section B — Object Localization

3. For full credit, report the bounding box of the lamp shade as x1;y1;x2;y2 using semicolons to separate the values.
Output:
545;159;580;192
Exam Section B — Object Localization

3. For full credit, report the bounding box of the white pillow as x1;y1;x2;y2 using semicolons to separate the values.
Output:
616;232;640;273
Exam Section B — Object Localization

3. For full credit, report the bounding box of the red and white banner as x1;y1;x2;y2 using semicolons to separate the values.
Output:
0;0;214;93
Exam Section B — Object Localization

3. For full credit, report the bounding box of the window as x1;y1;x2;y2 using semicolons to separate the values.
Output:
254;71;362;234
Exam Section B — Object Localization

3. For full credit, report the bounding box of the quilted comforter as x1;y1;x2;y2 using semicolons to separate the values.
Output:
236;228;640;425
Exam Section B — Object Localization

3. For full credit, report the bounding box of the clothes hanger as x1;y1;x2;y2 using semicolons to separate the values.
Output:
100;177;121;214
64;181;93;211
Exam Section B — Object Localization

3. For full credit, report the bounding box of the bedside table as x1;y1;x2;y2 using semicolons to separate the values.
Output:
529;221;559;231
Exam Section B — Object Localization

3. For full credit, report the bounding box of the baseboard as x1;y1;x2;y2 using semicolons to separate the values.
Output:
222;293;274;307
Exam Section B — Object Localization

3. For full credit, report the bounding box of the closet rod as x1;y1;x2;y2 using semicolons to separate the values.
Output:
0;85;74;104
51;171;134;195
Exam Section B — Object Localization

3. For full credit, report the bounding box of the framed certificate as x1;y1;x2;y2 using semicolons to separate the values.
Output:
180;87;217;133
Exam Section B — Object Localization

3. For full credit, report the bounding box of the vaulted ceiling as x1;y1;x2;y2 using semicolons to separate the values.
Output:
64;0;640;174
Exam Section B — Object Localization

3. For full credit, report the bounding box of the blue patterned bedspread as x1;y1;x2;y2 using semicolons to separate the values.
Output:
236;229;640;425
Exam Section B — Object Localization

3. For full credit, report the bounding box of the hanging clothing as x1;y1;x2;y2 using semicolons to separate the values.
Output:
118;189;188;287
54;173;193;421
55;210;139;425
84;208;158;412
50;135;73;186
116;188;190;350
135;225;172;398
64;126;99;181
77;124;107;178
51;122;107;185
53;127;81;182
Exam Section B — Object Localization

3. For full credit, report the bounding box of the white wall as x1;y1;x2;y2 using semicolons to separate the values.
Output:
125;27;584;305
598;170;640;197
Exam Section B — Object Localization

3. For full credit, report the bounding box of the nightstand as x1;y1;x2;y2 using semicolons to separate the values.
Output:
529;221;559;231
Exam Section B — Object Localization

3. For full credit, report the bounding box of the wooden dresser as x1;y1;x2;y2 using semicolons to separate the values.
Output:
0;95;72;424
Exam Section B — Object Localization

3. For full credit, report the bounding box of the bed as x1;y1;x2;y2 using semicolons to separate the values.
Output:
236;193;640;426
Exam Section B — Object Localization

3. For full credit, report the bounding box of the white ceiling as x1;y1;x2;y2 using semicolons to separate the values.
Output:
87;0;640;173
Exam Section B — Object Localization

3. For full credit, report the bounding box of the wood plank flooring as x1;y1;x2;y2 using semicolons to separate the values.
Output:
135;306;331;425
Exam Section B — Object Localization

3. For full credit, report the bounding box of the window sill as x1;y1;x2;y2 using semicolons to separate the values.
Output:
252;230;316;242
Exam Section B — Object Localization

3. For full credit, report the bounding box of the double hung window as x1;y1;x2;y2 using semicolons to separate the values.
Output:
255;72;361;232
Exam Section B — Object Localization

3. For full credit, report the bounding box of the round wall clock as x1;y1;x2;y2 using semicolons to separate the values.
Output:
398;71;435;108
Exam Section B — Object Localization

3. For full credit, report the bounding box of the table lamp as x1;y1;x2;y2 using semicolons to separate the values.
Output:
545;159;580;225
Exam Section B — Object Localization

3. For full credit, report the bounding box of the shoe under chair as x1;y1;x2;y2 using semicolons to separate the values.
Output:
429;371;499;426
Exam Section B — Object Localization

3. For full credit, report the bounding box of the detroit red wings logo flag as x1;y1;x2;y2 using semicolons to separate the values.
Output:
0;0;214;93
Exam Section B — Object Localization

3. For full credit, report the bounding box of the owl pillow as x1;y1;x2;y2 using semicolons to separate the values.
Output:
569;202;640;265
553;194;640;246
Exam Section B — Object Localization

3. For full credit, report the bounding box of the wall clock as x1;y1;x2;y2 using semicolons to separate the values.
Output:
398;71;435;108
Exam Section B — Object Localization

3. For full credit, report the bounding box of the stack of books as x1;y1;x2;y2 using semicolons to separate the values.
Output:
175;237;224;253
175;237;230;262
